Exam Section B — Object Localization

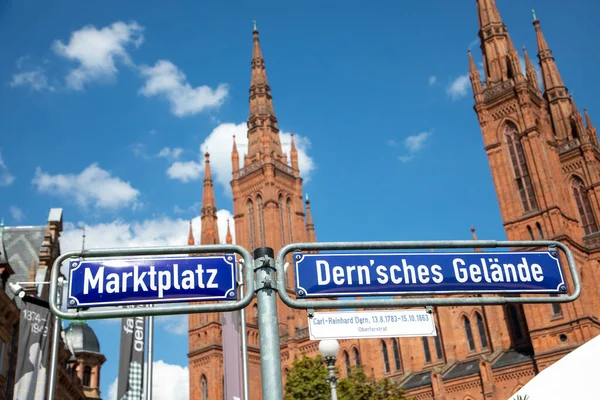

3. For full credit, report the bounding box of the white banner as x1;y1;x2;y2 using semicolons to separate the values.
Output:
308;309;437;340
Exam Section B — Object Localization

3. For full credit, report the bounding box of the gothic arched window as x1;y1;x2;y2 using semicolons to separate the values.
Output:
83;366;91;387
475;313;488;349
248;200;255;249
505;122;538;213
257;195;265;246
392;339;401;371
527;225;534;240
279;194;286;246
536;222;544;239
571;176;598;235
381;341;390;373
201;374;208;400
344;351;351;376
422;337;431;363
507;305;523;339
550;294;562;316
464;317;475;351
353;348;361;365
286;198;294;243
433;317;443;360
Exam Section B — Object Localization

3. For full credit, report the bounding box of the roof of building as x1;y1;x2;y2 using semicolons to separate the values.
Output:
443;359;480;380
64;321;102;354
400;371;431;390
492;349;534;369
2;226;46;299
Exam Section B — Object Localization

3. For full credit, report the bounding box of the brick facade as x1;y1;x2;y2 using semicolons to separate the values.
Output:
188;1;600;399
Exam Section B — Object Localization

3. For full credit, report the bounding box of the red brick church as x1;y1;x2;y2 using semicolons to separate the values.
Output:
187;1;600;399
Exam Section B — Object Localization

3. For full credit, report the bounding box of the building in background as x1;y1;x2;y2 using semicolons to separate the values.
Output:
187;1;600;399
0;209;105;399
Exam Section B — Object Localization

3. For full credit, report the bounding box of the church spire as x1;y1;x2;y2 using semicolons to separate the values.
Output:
305;195;316;242
533;15;566;93
225;219;233;244
231;135;239;172
468;50;483;102
201;152;220;245
533;15;573;142
247;23;283;161
289;134;299;172
471;226;482;253
475;0;520;84
522;46;540;92
187;221;195;246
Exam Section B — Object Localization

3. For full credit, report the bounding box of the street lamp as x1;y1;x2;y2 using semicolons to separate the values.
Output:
318;339;340;400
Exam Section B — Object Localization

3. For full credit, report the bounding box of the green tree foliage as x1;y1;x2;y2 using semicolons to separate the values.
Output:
284;354;412;400
283;354;331;400
337;367;412;400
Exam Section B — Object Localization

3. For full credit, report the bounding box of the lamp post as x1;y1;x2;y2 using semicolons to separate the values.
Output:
318;339;340;400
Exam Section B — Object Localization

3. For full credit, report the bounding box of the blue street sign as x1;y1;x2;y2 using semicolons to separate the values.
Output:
294;251;566;298
67;255;237;308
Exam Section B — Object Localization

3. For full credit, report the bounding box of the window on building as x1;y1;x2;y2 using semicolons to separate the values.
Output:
248;200;255;249
344;351;351;376
279;194;286;246
83;366;91;387
353;348;361;365
536;222;544;239
0;340;6;376
475;313;488;349
572;176;598;235
527;225;534;240
550;294;562;316
505;122;538;213
201;375;209;400
464;317;475;351
257;195;265;246
381;341;390;373
433;320;443;360
392;339;401;371
422;337;431;363
286;198;294;243
507;305;523;339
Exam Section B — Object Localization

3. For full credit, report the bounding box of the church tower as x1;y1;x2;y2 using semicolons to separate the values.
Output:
188;24;317;400
471;0;600;371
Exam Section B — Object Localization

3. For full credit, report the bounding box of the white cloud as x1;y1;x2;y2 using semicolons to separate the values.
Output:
52;21;144;90
0;151;15;186
468;38;479;50
157;147;183;160
10;206;24;222
167;160;203;182
446;74;470;101
395;130;433;163
428;76;437;86
10;56;54;92
139;60;228;117
32;163;140;209
156;315;188;335
404;131;432;153
108;360;189;400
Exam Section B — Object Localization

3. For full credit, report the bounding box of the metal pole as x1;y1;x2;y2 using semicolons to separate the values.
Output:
239;260;250;400
253;247;283;400
47;279;62;400
325;359;338;400
147;314;154;400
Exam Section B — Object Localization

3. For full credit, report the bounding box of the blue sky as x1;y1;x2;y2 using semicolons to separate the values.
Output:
1;0;600;398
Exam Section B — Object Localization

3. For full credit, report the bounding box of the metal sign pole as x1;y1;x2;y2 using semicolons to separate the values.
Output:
147;313;154;400
239;260;250;400
253;247;284;400
47;279;62;400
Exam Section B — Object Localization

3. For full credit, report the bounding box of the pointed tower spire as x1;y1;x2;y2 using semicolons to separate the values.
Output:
471;226;483;253
305;195;316;242
533;15;573;142
569;96;587;141
468;50;483;102
225;219;233;245
522;46;540;92
231;135;239;171
188;220;195;245
584;109;598;144
289;133;299;172
475;0;520;84
200;152;220;245
247;25;283;161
